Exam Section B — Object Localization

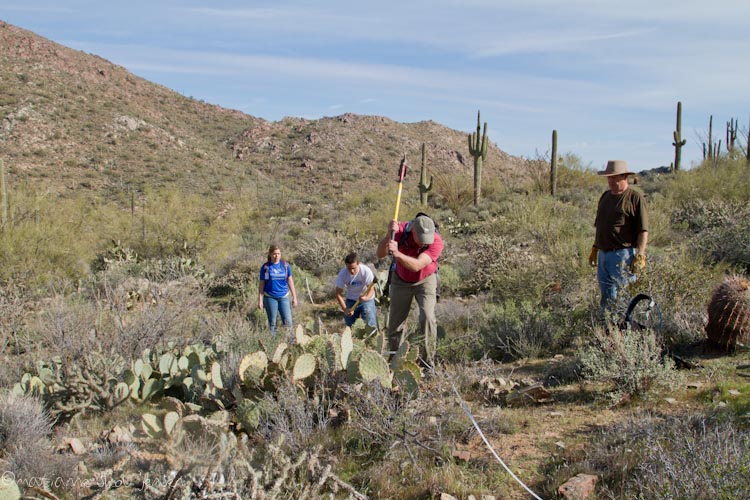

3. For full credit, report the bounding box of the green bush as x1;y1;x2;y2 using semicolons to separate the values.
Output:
578;326;682;403
671;199;750;272
481;300;564;361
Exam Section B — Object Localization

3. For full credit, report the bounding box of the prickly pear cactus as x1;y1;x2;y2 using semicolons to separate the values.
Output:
292;353;317;381
357;349;393;389
239;351;268;387
706;275;750;350
236;398;263;430
0;474;20;500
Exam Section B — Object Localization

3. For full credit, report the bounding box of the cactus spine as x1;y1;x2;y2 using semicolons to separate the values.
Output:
418;142;432;206
550;130;558;196
706;275;750;351
672;101;686;172
468;110;488;206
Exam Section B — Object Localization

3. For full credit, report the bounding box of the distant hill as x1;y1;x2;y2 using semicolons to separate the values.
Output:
0;20;531;200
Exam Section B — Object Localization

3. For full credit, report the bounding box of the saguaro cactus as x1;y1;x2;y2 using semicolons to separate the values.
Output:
706;275;750;351
468;110;488;206
418;143;432;206
550;130;558;196
702;115;721;161
726;117;738;153
672;101;686;172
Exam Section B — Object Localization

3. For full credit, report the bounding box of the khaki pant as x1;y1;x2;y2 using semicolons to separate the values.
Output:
387;272;438;366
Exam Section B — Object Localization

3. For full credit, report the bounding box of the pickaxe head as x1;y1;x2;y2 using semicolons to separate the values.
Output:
397;155;407;182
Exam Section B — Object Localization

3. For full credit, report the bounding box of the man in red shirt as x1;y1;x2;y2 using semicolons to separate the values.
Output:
376;214;443;368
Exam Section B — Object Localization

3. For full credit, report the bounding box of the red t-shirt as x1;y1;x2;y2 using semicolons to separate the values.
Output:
393;221;443;283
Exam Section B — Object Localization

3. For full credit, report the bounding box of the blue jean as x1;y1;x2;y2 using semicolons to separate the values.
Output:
344;298;378;328
263;294;292;336
597;247;637;310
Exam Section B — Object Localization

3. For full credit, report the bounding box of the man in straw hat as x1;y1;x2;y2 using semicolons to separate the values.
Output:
588;160;649;311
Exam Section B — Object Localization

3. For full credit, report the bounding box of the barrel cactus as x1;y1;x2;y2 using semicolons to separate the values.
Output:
706;275;750;350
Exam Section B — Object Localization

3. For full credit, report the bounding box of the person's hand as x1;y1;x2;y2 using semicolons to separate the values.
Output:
387;240;399;255
345;308;354;317
388;220;399;234
630;254;646;274
258;300;264;310
292;297;298;307
588;246;598;267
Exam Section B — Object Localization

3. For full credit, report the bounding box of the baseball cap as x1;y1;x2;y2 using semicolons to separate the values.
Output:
412;215;435;244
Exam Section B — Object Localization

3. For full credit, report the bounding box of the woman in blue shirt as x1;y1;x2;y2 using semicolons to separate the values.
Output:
258;245;298;338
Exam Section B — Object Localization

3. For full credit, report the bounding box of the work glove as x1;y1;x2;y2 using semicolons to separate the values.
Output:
588;246;598;267
630;254;646;274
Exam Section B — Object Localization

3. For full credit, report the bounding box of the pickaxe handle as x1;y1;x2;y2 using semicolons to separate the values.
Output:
349;282;376;312
392;155;407;237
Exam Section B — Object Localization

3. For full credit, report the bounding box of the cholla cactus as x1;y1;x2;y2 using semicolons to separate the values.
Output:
706;275;750;351
13;352;130;420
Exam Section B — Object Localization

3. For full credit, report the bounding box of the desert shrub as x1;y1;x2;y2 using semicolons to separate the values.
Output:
627;249;728;347
0;278;31;357
92;275;211;358
0;391;77;491
672;198;750;272
578;326;682;403
481;300;563;361
339;381;414;454
458;192;594;302
0;187;110;284
435;297;486;362
586;412;750;499
34;293;99;360
294;230;376;277
432;172;473;213
632;414;750;499
255;376;331;452
668;157;750;203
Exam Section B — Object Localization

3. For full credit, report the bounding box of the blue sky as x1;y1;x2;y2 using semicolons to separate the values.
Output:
3;1;750;171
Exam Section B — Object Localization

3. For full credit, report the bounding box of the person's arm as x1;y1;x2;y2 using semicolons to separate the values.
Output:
392;251;433;273
636;231;648;256
393;235;443;272
288;276;298;307
335;286;351;315
258;280;265;309
376;220;400;259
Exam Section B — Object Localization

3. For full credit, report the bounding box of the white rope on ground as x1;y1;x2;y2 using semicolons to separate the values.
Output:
451;383;546;500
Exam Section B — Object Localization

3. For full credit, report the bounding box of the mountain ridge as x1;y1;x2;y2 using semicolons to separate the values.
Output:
0;20;531;199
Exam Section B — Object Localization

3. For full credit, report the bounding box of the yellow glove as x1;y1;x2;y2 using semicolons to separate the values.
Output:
630;254;646;274
588;246;598;267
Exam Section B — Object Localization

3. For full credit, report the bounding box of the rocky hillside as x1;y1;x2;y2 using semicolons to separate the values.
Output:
0;20;530;200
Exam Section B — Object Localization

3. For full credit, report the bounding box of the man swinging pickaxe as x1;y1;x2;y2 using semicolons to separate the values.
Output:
376;155;443;369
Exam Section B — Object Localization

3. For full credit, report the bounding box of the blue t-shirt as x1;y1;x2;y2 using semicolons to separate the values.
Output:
260;261;291;298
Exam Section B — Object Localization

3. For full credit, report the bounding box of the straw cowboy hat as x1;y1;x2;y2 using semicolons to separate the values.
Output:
597;160;635;176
